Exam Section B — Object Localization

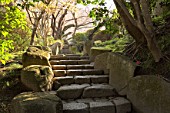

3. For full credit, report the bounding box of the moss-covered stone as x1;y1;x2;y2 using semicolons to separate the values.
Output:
10;92;63;113
22;52;51;68
21;65;54;92
90;47;112;62
22;46;51;68
127;75;170;113
107;53;136;95
94;52;111;74
28;46;52;54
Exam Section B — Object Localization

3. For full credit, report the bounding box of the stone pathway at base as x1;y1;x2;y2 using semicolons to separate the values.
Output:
50;54;132;113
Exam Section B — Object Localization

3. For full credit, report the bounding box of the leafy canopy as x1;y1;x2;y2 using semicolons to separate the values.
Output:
0;0;27;64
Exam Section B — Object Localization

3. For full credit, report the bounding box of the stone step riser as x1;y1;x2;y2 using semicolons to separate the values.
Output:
50;56;89;60
52;65;94;70
52;75;109;87
50;54;132;113
56;84;116;100
62;97;131;113
53;69;104;77
50;60;91;65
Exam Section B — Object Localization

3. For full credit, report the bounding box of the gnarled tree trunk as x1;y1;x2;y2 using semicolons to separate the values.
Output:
113;0;162;62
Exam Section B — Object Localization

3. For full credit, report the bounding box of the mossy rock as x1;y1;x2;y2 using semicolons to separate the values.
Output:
90;47;112;61
107;53;136;95
10;92;63;113
127;75;170;113
28;46;52;54
21;65;54;92
22;46;51;68
26;46;51;59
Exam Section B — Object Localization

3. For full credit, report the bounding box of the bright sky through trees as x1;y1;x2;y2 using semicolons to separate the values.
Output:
77;0;116;10
105;0;116;10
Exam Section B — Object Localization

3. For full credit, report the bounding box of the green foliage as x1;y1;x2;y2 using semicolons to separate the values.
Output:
71;32;88;53
77;0;105;6
94;35;132;53
0;1;28;64
0;40;14;64
73;33;88;42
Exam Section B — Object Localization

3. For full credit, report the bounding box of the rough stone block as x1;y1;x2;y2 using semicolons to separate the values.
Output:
53;70;66;77
67;65;84;69
57;60;78;65
50;60;59;65
52;65;66;70
82;69;103;75
63;103;89;113
77;60;91;65
108;53;136;95
94;98;109;102
53;76;74;85
76;98;94;103
83;84;115;98
10;92;63;113
67;70;82;76
94;52;110;74
57;84;90;99
84;64;94;69
21;65;54;92
112;97;131;113
22;46;51;68
74;76;91;84
90;75;109;83
127;75;170;113
89;101;115;113
90;47;112;62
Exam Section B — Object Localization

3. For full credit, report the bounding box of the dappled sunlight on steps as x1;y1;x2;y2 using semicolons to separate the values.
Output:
50;54;132;113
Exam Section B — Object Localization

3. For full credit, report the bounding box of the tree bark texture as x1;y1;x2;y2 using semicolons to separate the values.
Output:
113;0;162;62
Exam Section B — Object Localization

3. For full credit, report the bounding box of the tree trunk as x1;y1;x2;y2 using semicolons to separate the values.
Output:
30;25;37;45
114;0;145;46
113;0;163;62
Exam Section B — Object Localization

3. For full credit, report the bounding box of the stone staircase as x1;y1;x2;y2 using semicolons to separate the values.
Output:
50;54;132;113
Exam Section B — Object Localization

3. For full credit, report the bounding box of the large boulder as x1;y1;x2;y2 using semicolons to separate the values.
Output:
127;75;170;113
107;53;136;95
21;65;54;92
22;46;51;68
94;52;110;74
10;92;63;113
90;47;112;62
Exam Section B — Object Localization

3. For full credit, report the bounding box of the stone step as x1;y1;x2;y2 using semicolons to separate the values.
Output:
52;64;94;70
56;84;90;99
50;60;91;65
66;69;104;76
50;56;89;60
53;69;104;77
65;54;81;57
53;75;109;87
52;65;67;70
56;84;115;99
82;84;116;98
53;70;66;77
62;97;131;113
67;64;94;69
